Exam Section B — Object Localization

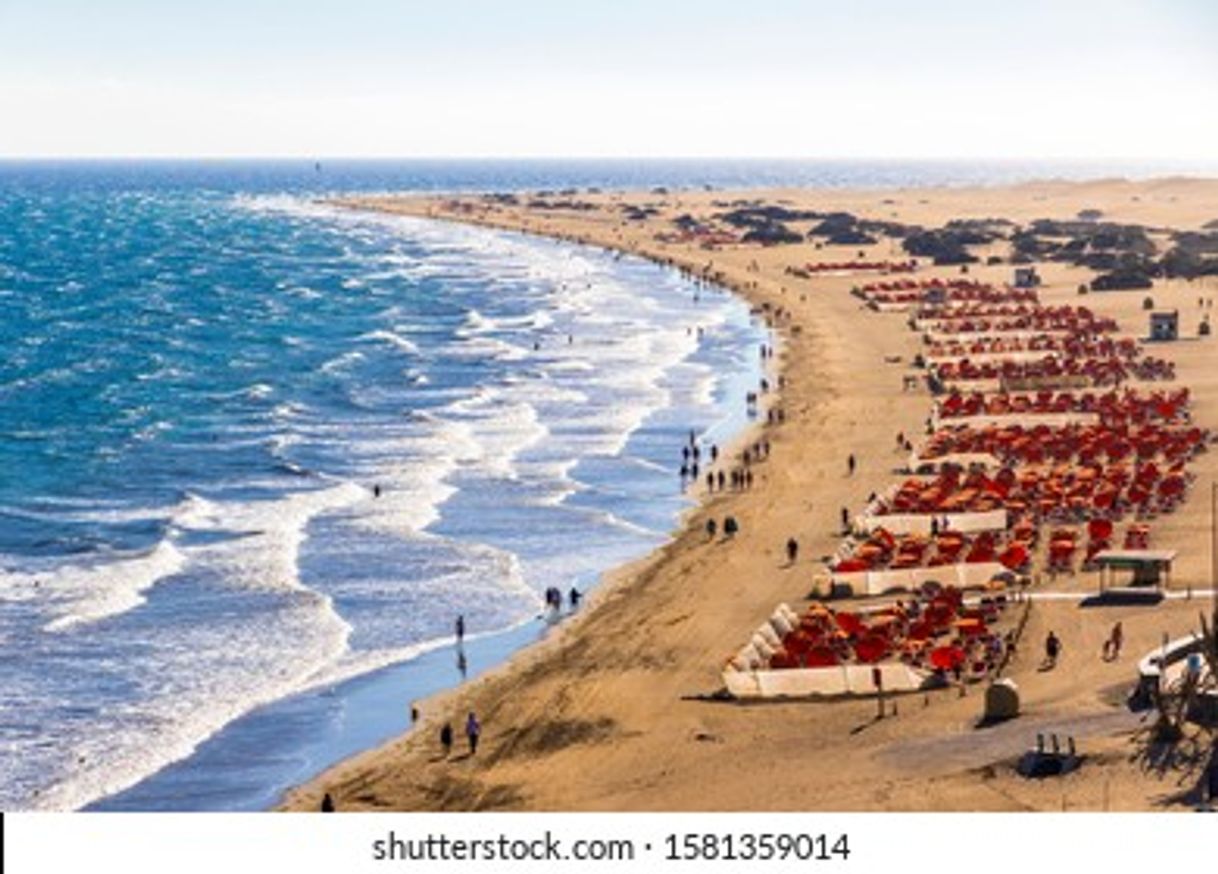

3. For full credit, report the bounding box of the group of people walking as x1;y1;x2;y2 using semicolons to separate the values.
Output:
544;586;581;612
706;515;740;539
439;711;482;757
690;428;775;496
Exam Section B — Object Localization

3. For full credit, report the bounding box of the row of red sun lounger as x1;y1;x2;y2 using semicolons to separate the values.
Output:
936;388;1191;422
768;587;1007;676
932;355;1175;384
919;422;1207;467
927;335;1139;360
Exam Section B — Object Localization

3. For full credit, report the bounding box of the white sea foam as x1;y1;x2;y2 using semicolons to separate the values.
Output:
173;491;223;530
14;539;190;632
320;350;366;374
342;414;481;534
446;334;529;362
358;329;421;356
459;308;497;334
270;401;307;422
446;391;549;479
4;193;765;812
243;382;274;400
25;586;352;812
195;481;368;594
5;476;372;809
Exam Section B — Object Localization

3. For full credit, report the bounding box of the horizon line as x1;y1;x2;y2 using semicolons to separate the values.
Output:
2;155;1218;164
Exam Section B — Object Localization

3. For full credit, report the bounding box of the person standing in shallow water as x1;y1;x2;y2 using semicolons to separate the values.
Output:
455;614;465;644
466;711;481;755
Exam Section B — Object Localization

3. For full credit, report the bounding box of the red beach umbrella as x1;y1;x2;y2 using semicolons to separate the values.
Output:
930;645;966;671
835;612;865;636
853;635;889;664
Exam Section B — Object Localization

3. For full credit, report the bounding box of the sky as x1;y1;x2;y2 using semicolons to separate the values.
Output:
0;0;1216;158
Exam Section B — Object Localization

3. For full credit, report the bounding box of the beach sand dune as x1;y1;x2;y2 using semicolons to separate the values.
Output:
284;177;1218;812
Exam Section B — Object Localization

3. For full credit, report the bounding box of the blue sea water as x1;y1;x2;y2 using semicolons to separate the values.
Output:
1;158;1213;811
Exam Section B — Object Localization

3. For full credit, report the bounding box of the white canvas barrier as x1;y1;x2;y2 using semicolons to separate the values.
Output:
847;482;1006;539
922;327;1071;343
725;604;804;672
870;301;914;312
927;350;1055;366
937;377;1001;394
931;411;1101;430
908;451;1003;471
723;662;930;699
855;508;1007;535
831;561;1005;596
1003;375;1093;392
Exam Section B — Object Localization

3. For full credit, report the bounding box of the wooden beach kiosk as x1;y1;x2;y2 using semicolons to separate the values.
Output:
1092;548;1177;593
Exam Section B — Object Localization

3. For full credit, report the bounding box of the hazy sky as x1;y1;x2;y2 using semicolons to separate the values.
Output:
1;0;1216;158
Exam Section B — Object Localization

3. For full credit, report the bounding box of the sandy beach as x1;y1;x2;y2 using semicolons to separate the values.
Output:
283;177;1218;812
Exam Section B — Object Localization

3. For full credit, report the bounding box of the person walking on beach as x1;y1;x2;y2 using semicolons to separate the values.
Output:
717;470;725;491
320;792;335;812
440;722;454;758
1045;631;1062;668
455;614;465;644
847;453;856;476
786;537;799;565
465;711;481;755
724;516;739;538
706;518;717;540
1102;622;1124;660
841;506;850;533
